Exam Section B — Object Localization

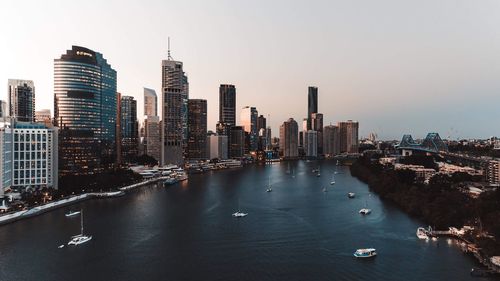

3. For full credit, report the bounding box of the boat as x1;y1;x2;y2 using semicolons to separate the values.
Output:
266;176;272;192
58;244;65;249
330;174;335;185
316;166;321;177
67;210;92;246
431;237;438;241
232;200;247;218
354;248;377;258
470;268;495;277
416;227;429;240
65;210;81;217
359;200;371;215
348;192;355;198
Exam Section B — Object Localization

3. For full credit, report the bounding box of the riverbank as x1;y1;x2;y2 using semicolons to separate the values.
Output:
0;177;168;226
350;157;500;274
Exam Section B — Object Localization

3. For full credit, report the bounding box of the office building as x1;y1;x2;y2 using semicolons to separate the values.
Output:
8;79;35;122
219;84;236;128
54;46;117;175
207;134;228;160
230;126;245;158
240;106;258;152
143;116;161;162
144;87;157;117
279;118;298;159
0;100;7;118
187;99;207;160
338;120;359;153
323;125;340;157
487;160;500;185
120;96;139;163
304;130;318;158
311;113;323;154
307;86;318;130
161;50;188;165
257;115;266;131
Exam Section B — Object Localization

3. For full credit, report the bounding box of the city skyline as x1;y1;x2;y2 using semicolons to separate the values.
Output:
2;0;500;139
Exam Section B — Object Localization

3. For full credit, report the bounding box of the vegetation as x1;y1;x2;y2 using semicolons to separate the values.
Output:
350;154;500;255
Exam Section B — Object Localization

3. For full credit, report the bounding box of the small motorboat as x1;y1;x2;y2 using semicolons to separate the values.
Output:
58;244;65;249
354;248;377;258
348;192;355;198
359;208;372;215
65;210;81;217
232;212;248;218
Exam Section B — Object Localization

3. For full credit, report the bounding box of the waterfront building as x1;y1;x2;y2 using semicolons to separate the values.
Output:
187;99;207;160
304;130;318;158
229;126;245;158
323;125;340;157
0;100;7;118
120;96;139;163
144;87;157;117
487;160;500;186
257;115;266;131
338;120;359;153
143;116;161;162
307;86;318;130
54;46;117;175
279;118;298;159
8;79;35;122
311;113;323;155
161;49;188;166
265;126;272;150
207;134;228;160
0;119;58;196
240;106;258;152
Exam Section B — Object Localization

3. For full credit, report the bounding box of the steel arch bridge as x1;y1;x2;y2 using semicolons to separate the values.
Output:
397;132;448;153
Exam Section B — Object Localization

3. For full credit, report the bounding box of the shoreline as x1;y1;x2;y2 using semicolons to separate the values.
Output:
0;176;169;227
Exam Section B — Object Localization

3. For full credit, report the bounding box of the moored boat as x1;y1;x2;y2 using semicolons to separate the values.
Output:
354;248;377;258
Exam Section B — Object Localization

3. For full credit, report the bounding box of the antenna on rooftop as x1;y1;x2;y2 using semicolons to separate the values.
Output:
167;37;173;60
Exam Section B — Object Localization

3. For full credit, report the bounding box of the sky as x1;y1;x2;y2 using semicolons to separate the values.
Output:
1;0;499;140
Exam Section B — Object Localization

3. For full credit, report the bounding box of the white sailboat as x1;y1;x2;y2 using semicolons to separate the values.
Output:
232;200;247;217
68;210;92;245
359;200;372;215
266;176;272;192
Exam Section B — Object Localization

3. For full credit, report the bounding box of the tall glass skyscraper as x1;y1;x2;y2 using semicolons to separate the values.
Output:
187;99;207;160
219;84;236;128
8;79;35;122
120;96;139;163
54;46;117;175
307;86;318;130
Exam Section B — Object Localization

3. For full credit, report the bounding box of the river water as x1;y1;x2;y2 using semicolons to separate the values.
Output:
0;160;496;281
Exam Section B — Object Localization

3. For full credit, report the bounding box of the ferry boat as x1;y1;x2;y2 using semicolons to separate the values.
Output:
65;210;81;217
354;248;377;258
348;192;355;198
416;227;429;240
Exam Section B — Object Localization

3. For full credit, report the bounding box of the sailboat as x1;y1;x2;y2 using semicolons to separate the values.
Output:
316;166;321;177
266;176;272;192
232;200;248;217
68;210;92;245
359;200;372;215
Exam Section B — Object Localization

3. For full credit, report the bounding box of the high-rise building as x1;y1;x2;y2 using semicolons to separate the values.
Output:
323;125;340;157
120;96;139;163
54;46;117;175
240;106;258;152
311;113;323;154
265;126;272;150
35;109;51;123
338;120;359;153
143;87;157;117
143;115;161;162
279;118;298;159
0;100;7;118
307;86;318;130
257;115;266;131
207;134;228;160
487;160;500;185
304;130;318;158
8;79;35;122
230;126;245;158
161;51;188;165
219;84;236;128
187;99;207;160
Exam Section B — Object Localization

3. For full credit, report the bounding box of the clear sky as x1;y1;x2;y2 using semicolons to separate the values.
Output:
1;0;499;140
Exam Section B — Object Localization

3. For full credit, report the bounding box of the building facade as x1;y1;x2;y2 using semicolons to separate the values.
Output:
307;86;318;130
207;134;228;160
240;106;258;152
8;79;35;122
279;118;298;159
338;120;359;153
323;125;340;157
219;84;236;128
304;130;318;158
143;116;161;162
120;96;139;163
54;46;117;175
230;126;245;158
143;87;157;117
187;99;207;160
161;56;188;165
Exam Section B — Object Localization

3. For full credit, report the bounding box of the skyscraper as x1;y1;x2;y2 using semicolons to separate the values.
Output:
230;126;245;158
311;113;323;155
144;115;161;162
338;120;359;153
323;125;340;157
8;79;35;122
120;96;139;163
304;130;318;158
187;99;207;159
207;134;228;160
143;87;157;117
0;100;7;118
279;118;298;159
54;46;117;175
219;84;236;128
307;86;318;130
240;106;258;152
257;115;266;131
161;49;188;165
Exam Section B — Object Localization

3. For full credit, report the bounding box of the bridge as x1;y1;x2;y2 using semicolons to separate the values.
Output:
397;133;448;154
